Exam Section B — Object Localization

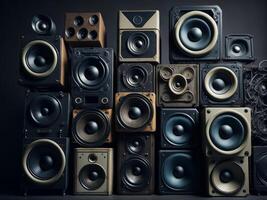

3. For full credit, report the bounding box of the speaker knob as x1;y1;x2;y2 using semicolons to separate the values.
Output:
39;155;54;171
188;27;203;42
173;165;185;179
128;106;142;119
85;66;99;81
89;171;99;181
220;170;233;183
219;124;234;139
212;78;226;91
173;124;184;136
84;121;99;134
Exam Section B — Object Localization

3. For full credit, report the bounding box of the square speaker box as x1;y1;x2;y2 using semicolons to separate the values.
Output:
156;64;199;107
160;108;199;149
203;107;251;157
224;34;254;62
119;10;160;63
159;150;199;194
117;63;155;92
21;137;69;195
73;148;113;195
23;91;71;138
169;6;222;62
117;133;155;194
207;156;249;196
115;92;156;132
18;35;68;90
72;109;112;147
64;12;105;47
200;63;244;106
71;47;113;109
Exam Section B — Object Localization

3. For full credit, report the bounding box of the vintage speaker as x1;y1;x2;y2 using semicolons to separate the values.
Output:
18;35;67;90
65;12;105;47
207;157;249;196
225;34;254;61
161;108;199;149
73;148;113;195
203;107;251;157
117;133;155;194
31;14;56;35
159;150;199;194
23;91;71;138
21;137;69;195
200;63;243;106
119;10;160;63
156;64;199;107
115;92;156;132
72;109;112;147
71;47;113;109
117;63;155;92
169;6;222;62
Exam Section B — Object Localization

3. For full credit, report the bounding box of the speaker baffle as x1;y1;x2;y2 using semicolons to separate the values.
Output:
127;32;150;55
31;15;56;35
168;74;188;95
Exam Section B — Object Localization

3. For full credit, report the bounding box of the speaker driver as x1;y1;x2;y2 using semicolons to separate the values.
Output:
31;15;56;35
127;137;145;154
124;66;147;89
229;39;248;57
169;74;188;95
22;139;66;184
175;11;218;56
127;32;150;55
22;40;58;77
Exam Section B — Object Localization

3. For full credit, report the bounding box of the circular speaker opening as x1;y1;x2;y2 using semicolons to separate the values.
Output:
256;154;267;186
88;30;98;40
77;28;88;40
31;15;55;35
65;27;75;38
169;74;188;95
126;136;145;154
127;32;150;56
74;16;84;27
123;65;147;89
89;15;99;25
230;39;248;57
160;66;173;81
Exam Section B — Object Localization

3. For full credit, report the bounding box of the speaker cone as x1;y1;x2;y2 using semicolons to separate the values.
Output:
127;136;145;154
256;153;267;186
169;74;188;95
229;39;248;57
31;15;56;35
127;32;150;55
123;66;147;89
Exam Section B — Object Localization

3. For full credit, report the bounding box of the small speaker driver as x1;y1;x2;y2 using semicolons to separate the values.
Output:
127;32;150;56
31;15;56;35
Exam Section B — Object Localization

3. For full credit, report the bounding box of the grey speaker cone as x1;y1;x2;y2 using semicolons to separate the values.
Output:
127;32;150;55
168;74;188;95
124;66;147;89
230;39;248;57
31;15;56;35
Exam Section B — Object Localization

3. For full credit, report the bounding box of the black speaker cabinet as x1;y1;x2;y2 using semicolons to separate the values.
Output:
21;137;69;195
117;63;155;92
31;14;56;35
23;91;71;138
169;5;222;62
71;47;113;109
18;35;68;90
159;150;199;194
117;133;155;194
200;63;243;106
160;108;199;149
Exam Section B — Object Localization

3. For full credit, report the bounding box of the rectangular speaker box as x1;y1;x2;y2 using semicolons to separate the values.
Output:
200;63;243;106
160;108;199;149
64;12;105;47
73;148;113;195
156;64;199;107
203;107;251;158
206;156;249;196
118;10;160;63
115;92;156;132
72;109;112;147
117;133;155;194
23;91;71;138
117;63;155;92
169;6;222;62
18;35;68;90
158;150;199;194
21;137;69;195
71;47;113;109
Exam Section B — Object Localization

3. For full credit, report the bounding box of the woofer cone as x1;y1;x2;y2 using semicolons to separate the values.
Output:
126;136;146;154
123;66;147;89
127;32;150;55
169;74;188;95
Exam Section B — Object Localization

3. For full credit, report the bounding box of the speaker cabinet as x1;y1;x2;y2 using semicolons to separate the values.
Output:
207;157;249;196
18;35;67;90
115;92;156;132
65;12;105;47
117;63;155;92
159;150;199;194
225;34;254;62
119;10;160;63
23;91;71;138
74;148;113;195
203;107;251;157
160;108;199;149
21;137;69;195
200;63;243;106
169;6;222;62
117;133;155;194
31;15;56;35
156;64;199;107
71;47;113;109
72;109;112;147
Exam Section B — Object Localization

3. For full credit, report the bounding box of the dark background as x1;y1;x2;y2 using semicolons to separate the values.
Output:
1;0;267;199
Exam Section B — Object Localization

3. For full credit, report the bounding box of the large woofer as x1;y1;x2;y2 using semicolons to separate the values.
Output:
73;110;110;147
126;136;146;154
204;67;238;101
174;11;218;56
168;74;188;95
117;94;153;130
79;164;106;190
122;157;150;191
123;66;147;89
28;95;61;127
162;153;193;191
22;139;66;184
211;161;245;195
127;32;150;55
22;40;58;77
